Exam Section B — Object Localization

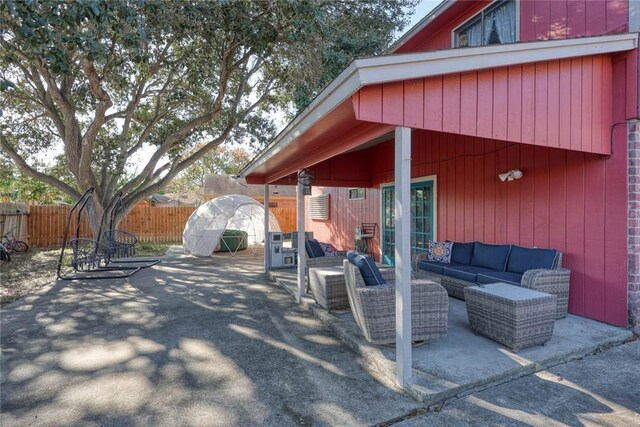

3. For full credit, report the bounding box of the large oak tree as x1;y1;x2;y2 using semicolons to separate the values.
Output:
1;0;414;234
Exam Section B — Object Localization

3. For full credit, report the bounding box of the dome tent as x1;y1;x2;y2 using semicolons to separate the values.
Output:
183;194;280;256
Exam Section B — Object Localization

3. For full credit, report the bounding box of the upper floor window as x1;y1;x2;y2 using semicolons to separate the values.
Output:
454;0;516;48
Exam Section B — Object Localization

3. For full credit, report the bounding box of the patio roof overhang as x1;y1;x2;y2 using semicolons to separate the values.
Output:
240;33;638;186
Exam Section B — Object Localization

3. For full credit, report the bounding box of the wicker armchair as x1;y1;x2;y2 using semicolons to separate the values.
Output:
342;259;448;345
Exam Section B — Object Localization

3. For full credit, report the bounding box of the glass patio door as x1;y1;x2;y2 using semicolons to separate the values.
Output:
381;181;434;265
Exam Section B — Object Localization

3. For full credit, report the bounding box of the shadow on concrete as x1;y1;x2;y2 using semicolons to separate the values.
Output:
397;340;640;426
1;249;416;426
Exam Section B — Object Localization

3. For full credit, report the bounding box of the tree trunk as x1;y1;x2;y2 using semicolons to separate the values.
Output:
85;195;106;240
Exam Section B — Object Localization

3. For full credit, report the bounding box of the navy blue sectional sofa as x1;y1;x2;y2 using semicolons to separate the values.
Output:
414;242;571;319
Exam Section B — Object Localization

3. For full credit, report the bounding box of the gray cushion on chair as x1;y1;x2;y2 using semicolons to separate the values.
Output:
347;251;386;287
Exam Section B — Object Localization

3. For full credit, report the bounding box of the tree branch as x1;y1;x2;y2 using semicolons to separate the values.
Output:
0;136;81;200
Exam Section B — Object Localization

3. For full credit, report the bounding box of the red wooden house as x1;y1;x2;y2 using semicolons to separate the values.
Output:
240;0;640;362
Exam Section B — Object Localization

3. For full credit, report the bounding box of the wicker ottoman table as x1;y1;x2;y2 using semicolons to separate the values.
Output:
309;266;350;310
464;283;556;351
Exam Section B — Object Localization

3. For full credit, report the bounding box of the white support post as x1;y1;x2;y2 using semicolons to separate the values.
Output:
395;126;412;387
296;179;306;303
263;184;270;275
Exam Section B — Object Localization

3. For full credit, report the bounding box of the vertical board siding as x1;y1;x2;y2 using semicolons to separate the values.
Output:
354;56;613;155
306;128;628;325
521;0;628;41
423;77;443;131
304;187;381;260
400;0;627;53
27;204;297;246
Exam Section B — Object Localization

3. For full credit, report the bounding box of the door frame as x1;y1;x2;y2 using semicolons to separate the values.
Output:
379;175;438;264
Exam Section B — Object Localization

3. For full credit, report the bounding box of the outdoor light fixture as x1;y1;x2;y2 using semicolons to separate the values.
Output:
498;169;523;182
297;168;316;196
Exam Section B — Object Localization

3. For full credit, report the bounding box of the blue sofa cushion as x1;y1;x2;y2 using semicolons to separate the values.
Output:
347;250;386;287
305;239;325;258
470;242;511;272
417;260;453;275
477;272;524;286
442;265;497;283
427;241;453;262
449;241;475;265
506;246;558;274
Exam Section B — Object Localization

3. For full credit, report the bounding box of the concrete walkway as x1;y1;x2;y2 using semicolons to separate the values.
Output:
397;340;640;426
1;252;417;426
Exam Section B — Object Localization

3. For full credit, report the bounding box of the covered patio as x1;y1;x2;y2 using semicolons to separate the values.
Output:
240;33;639;388
270;269;633;404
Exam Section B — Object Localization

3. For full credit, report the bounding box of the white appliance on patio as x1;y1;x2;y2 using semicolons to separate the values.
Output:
282;248;297;267
270;232;305;268
269;232;284;268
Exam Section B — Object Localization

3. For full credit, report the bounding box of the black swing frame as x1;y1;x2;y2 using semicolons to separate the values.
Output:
56;189;141;280
99;192;160;268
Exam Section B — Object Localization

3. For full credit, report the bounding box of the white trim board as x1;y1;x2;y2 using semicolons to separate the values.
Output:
390;0;457;53
239;33;638;179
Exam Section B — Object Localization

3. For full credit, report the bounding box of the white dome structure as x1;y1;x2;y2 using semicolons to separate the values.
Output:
183;194;281;256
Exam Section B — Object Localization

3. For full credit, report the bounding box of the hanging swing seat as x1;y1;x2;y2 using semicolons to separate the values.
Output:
70;238;111;271
103;229;137;258
57;188;156;280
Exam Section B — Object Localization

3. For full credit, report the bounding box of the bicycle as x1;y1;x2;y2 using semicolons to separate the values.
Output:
1;228;29;253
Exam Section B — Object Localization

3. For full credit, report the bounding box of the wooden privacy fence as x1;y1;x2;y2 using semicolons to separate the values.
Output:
29;205;92;246
271;206;296;232
28;205;195;246
28;204;296;246
0;203;30;241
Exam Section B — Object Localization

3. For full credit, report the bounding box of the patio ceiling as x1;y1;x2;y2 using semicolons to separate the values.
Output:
240;33;638;186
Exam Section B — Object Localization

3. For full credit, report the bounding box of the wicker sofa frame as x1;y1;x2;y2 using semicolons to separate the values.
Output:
343;259;448;345
413;251;570;319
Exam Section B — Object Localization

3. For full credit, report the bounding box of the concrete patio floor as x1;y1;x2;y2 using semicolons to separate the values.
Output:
1;250;419;426
271;268;635;405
